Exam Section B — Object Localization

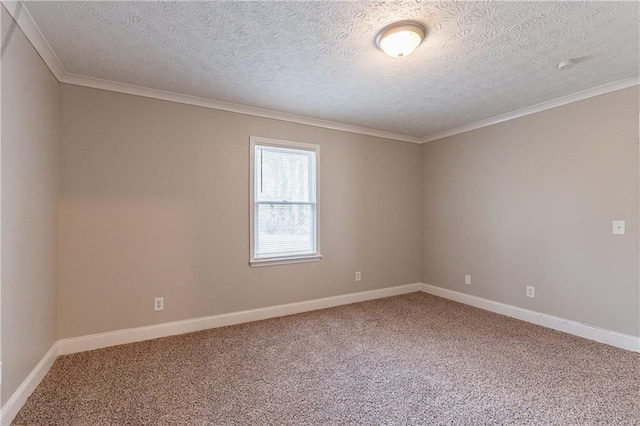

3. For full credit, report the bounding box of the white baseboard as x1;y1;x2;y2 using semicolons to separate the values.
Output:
1;283;422;421
2;281;638;424
58;283;423;355
420;283;640;352
0;343;59;426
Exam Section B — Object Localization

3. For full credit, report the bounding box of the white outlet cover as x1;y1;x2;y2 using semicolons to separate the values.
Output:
464;275;471;285
612;220;625;235
526;286;535;298
154;297;164;311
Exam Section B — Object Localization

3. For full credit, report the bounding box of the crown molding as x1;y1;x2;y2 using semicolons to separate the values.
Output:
60;72;422;143
2;0;66;79
1;1;420;144
4;0;638;146
421;77;640;143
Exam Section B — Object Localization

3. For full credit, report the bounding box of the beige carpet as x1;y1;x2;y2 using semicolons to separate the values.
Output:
13;293;640;425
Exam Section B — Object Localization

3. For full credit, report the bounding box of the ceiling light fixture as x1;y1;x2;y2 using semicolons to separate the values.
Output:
376;21;426;58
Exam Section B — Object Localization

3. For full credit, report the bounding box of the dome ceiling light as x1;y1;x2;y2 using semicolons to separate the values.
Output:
376;21;427;58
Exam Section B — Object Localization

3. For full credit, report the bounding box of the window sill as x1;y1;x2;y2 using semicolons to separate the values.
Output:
249;254;322;268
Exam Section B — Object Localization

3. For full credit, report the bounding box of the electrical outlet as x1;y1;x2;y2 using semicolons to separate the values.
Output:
464;275;471;285
526;286;535;299
355;271;362;282
154;297;164;311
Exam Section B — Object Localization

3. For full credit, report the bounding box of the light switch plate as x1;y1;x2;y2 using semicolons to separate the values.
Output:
613;220;625;235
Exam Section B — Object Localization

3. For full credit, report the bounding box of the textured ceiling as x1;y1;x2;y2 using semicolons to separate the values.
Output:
24;1;640;139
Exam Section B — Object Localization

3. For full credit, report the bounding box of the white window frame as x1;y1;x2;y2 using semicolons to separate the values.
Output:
249;136;321;267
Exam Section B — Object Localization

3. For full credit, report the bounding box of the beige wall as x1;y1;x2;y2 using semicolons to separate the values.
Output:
1;7;59;405
421;87;640;336
4;9;637;380
58;84;422;338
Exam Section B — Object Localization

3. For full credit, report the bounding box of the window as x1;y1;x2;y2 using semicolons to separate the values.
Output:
249;137;321;266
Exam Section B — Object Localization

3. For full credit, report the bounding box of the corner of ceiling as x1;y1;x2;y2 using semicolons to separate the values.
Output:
420;76;640;144
6;0;638;147
60;72;425;143
2;0;423;145
2;0;66;79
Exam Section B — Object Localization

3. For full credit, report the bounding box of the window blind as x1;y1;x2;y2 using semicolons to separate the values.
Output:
254;144;317;259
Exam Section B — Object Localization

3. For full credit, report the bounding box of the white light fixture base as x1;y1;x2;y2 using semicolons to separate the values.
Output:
376;21;427;59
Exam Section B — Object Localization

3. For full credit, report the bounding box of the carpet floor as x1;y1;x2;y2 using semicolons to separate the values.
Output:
13;292;640;425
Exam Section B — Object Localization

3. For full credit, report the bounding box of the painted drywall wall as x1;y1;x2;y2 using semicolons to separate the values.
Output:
58;84;422;338
421;86;640;336
1;6;59;405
